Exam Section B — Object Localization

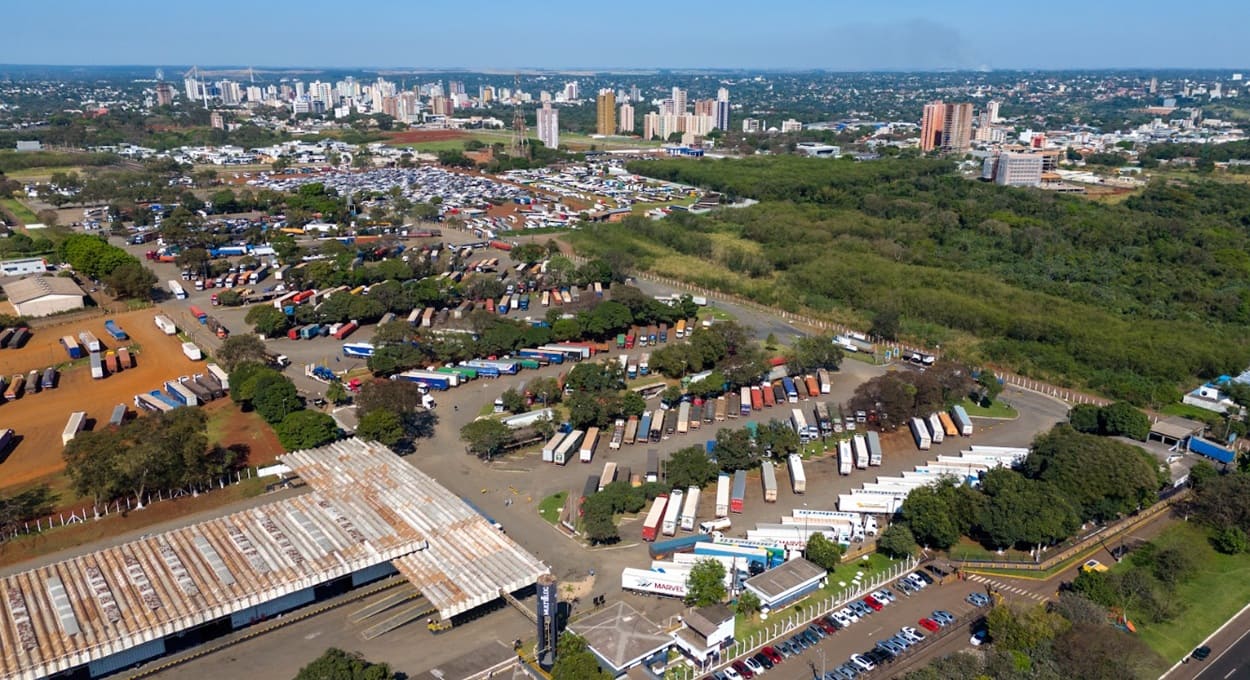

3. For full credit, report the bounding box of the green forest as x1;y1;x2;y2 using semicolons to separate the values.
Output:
567;157;1250;404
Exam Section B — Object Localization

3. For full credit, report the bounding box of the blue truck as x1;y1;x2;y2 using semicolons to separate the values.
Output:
648;533;712;559
299;324;322;340
103;319;128;341
393;371;452;391
149;390;182;409
782;376;798;402
520;348;562;365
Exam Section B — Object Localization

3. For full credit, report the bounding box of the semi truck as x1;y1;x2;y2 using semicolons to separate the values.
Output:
63;411;87;445
817;368;832;394
541;432;565;463
950;404;974;436
662;488;685;536
761;461;778;503
910;417;933;450
866;430;883;466
853;434;869;469
731;470;746;513
715;473;730;517
189;305;208;324
89;352;105;379
677;402;691;435
41;367;57;390
620;568;688;599
838;440;853;475
642;495;668;541
598;461;617;491
679;486;700;531
181;342;203;361
928;412;946;444
103;319;128;340
646;449;660;482
168;280;187;300
623;416;638;446
579;427;600;463
61;335;83;359
715;396;727;421
79;331;102;353
393;370;453;391
207;363;230;389
782;377;798;403
553;429;581;465
788;453;806;494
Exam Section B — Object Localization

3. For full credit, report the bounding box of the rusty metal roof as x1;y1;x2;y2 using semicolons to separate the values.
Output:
0;439;547;680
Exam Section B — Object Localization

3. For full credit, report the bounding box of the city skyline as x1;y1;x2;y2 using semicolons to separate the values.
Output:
3;0;1250;70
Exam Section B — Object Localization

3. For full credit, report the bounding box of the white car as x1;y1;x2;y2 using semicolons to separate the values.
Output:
840;607;860;623
831;610;853;627
743;657;765;674
849;654;876;671
873;589;895;604
723;666;743;680
904;573;928;589
900;626;926;643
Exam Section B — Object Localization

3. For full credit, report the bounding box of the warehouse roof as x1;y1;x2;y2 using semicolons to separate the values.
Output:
1;276;83;304
0;439;547;680
743;557;826;601
1150;416;1205;442
570;601;671;672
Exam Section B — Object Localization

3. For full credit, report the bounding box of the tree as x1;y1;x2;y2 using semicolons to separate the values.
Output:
461;419;511;459
276;410;339;451
245;305;291;338
876;524;916;558
714;427;758;472
1053;623;1164;680
325;381;349;406
565;392;604;430
500;388;527;414
216;334;270;372
103;261;157;299
1068;403;1101;434
666;446;719;489
1213;526;1248;554
736;590;762;617
1099;402;1150;440
804;532;844;571
251;373;301;424
977;369;1003;404
551;634;611;680
356;409;405;447
899;484;961;549
293;647;393;680
1023;425;1161;521
785;334;844;375
985;602;1068;654
685;558;727;606
869;309;900;341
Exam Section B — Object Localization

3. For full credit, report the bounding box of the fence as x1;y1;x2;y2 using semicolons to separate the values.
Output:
669;556;919;679
1;467;261;543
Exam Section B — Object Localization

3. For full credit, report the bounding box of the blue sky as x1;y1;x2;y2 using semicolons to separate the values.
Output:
3;0;1248;70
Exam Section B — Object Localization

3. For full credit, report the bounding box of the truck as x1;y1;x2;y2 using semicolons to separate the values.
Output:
780;377;797;403
598;461;617;491
89;352;105;379
168;280;187;300
950;404;974;436
620;567;688;599
731;470;746;513
103;319;128;341
910;417;933;450
78;331;101;354
680;486;700;531
41;367;57;390
739;386;752;416
638;353;650;376
134;392;171;413
677;402;691;435
623;416;639;446
4;374;23;401
249;265;269;285
298;324;321;340
648;412;663;442
814;401;832;434
771;381;786;405
108;404;128;427
637;412;653;445
646;449;660;483
675;319;687;338
342;342;375;358
164;380;199;406
788;453;807;494
195;373;226;400
579;427;600;463
804;375;820;399
761;461;778;502
541;432;565;463
663;409;678;439
649;533;714;560
553;429;581;465
61;335;83;359
333;321;359;340
181;342;203;361
715;474;730;517
928;412;946;444
626;361;637;380
748;386;763;411
154;314;177;336
189;305;208;324
642;495;668;541
616;333;627;349
866;430;883;466
180;376;213;403
851;434;867;468
207;363;230;390
659;323;668;343
791;408;815;443
63;411;87;445
647;326;658;346
817;368;832;394
393;370;452;391
727;391;740;418
662;488;685;536
714;396;727;421
938;411;959;438
838;440;853;475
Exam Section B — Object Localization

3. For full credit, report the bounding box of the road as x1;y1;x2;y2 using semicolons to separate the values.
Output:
1165;602;1250;680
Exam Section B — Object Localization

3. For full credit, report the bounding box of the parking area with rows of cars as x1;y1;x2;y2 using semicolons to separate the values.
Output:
710;566;996;680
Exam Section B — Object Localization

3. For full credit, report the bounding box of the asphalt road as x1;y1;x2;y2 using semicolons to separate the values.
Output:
1168;603;1250;680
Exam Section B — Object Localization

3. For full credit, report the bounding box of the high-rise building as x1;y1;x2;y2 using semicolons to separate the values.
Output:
742;118;763;133
780;119;803;133
618;103;635;134
986;100;1001;124
1149;77;1158;95
671;87;687;113
183;77;201;101
694;99;714;117
643;112;661;141
209;111;225;130
537;102;559;149
596;90;616;135
564;81;580;101
920;101;973;153
630;85;641;102
715;88;730;131
155;82;174;107
481;86;494;104
987;152;1044;187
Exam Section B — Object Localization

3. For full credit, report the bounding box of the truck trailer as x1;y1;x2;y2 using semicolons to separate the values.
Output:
910;417;933;450
761;461;778;502
715;474;730;517
788;453;807;494
679;486;700;531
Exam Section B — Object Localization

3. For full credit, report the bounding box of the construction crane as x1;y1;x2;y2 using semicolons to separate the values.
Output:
510;73;528;158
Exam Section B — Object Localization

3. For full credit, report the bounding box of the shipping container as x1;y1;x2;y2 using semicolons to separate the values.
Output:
817;368;831;394
89;352;105;379
788;453;807;494
761;461;778;502
579;427;600;463
731;470;746;513
79;331;101;353
853;434;869;468
154;314;177;335
838;440;853;475
598;461;617;491
680;486;701;531
928;412;945;444
642;495;668;541
108;404;128;426
910;417;933;450
950;404;974;436
553;429;581;465
623;416;638;446
646;449;660;482
60;335;82;359
662;488;685;536
181;342;203;361
714;396;727;421
41;367;57;389
541;432;564;463
866;430;883;466
62;411;87;446
938;411;959;437
715;474;730;517
676;402;691;434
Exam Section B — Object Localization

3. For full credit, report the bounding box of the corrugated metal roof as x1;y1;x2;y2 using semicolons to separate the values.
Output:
0;439;547;680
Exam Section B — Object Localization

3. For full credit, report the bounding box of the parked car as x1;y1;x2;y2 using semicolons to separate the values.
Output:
752;652;773;670
724;664;745;680
849;600;872;617
849;654;876;671
762;646;783;664
831;610;853;627
814;618;837;635
731;660;754;678
966;592;992;607
900;626;926;643
1191;646;1212;662
912;570;935;585
970;629;989;646
862;596;883;611
932;610;956;626
839;607;860;623
918;617;941;632
872;588;896;604
802;628;821;645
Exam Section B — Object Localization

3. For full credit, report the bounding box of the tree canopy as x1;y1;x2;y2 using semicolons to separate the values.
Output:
292;648;393;680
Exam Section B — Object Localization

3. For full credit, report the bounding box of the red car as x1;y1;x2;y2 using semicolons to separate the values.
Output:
814;618;837;635
732;660;755;679
761;646;784;664
918;617;942;632
863;596;884;611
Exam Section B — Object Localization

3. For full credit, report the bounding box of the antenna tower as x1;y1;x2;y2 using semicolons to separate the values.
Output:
511;73;528;157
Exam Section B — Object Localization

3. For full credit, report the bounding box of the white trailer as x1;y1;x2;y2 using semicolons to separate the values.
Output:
207;363;229;390
852;434;869;469
621;567;687;598
838;492;905;514
181;342;203;361
838;440;853;475
866;431;883;466
662;488;685;536
787;453;806;494
680;486;700;531
168;280;187;300
154;314;177;335
579;427;599;463
62;411;86;446
715;473;730;517
677;402;691;435
928;412;945;444
910;417;932;450
553;429;581;465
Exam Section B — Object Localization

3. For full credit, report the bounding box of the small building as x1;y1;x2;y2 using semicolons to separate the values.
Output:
742;557;826;611
15;140;41;151
672;604;735;666
1148;416;1205;447
2;276;85;317
570;600;673;677
796;142;841;158
1183;378;1241;413
0;256;48;277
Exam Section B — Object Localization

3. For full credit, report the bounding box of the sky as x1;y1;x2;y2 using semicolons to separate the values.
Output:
3;0;1249;71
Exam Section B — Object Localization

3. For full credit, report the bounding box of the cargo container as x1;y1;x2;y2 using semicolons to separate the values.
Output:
771;382;786;405
866;430;883;466
804;375;820;399
838;440;853;475
103;319;128;341
89;352;105;379
189;305;208;324
579;427;600;463
852;434;868;468
41;367;57;389
938;411;959;437
8;327;29;348
646;533;714;561
646;449;660;482
180;376;213;402
761;461;778;502
795;375;809;399
910;417;933;450
950;404;974;436
814;401;832;434
677;402;691;434
393;370;452;390
782;377;798;403
79;331;102;354
926;412;945;444
675;319;687;338
541;432;564;463
663;409;678;439
714;396;727;421
642;495;668;541
662;488;685;536
63;411;87;445
107;351;121;373
181;342;203;361
788;453;807;494
598;461;617;491
207;363;230;390
342;342;375;358
760;382;775;407
731;470;746;513
817;368;831;394
333;321;358;340
727;391;740;418
25;369;38;394
680;486;701;531
715;474;730;517
134;392;172;413
61;335;83;359
106;404;127;427
465;359;519;375
4;374;23;401
621;416;638;446
553;429;581;465
195;373;226;399
154;314;177;335
649;413;663;442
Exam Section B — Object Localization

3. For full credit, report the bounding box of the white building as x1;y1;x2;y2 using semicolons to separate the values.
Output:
742;118;763;133
2;276;85;317
988;152;1044;187
619;103;635;134
780;119;803;133
0;257;48;277
537;102;559;149
715;88;730;131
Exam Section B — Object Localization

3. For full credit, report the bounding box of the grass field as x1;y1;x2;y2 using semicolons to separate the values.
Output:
1;197;39;224
4;166;87;182
1160;402;1218;421
403;139;474;153
538;491;567;526
958;397;1019;419
1130;522;1250;666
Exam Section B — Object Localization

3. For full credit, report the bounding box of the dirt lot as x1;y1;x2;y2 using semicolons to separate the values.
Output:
0;308;207;491
203;399;284;468
383;129;468;144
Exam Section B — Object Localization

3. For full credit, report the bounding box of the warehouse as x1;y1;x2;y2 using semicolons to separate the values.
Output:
1;276;85;317
742;557;827;612
0;439;548;680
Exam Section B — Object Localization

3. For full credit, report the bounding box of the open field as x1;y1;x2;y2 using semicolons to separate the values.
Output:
958;397;1018;419
0;308;208;491
1130;522;1250;666
466;128;661;151
1;197;39;224
384;129;468;145
203;399;285;468
3;166;91;182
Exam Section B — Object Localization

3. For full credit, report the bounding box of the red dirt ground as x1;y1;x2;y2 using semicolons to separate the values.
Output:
0;308;210;491
202;399;284;468
384;129;468;144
